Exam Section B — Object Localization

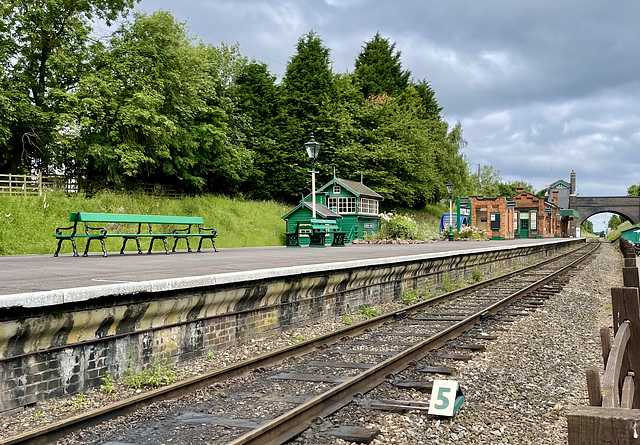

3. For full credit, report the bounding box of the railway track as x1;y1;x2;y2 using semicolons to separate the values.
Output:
3;241;599;445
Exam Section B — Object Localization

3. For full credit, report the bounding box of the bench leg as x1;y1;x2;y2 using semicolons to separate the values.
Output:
197;237;217;252
83;239;91;257
99;238;107;257
172;237;178;252
120;237;128;254
186;238;192;252
54;239;64;257
135;238;142;254
149;237;169;255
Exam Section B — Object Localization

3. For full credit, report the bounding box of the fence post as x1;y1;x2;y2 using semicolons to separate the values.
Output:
611;287;640;409
8;173;11;195
567;406;640;445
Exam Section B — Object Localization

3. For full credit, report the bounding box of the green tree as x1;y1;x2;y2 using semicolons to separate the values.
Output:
233;61;282;199
628;184;640;196
354;32;411;99
608;214;626;230
75;11;249;192
278;31;340;201
0;0;136;173
581;219;594;234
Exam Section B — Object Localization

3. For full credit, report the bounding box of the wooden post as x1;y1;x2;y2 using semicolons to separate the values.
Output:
611;287;640;409
8;173;11;195
602;322;630;407
622;267;640;289
600;326;611;368
586;367;602;406
567;406;640;445
625;258;637;268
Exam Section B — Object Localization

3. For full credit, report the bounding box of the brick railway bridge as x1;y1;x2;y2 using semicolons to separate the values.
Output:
569;195;640;226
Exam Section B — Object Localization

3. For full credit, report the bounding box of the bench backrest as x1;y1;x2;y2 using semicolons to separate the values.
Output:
70;212;204;225
310;218;340;232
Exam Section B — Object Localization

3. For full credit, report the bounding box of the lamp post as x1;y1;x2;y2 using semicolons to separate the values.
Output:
305;133;321;218
446;181;454;241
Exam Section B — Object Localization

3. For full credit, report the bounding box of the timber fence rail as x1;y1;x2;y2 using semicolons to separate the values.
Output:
567;238;640;445
0;173;78;195
0;173;184;198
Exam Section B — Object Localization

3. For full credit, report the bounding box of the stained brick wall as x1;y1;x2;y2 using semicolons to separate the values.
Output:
0;240;583;412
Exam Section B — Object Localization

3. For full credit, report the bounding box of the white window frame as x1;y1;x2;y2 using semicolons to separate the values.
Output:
359;198;379;215
333;185;341;194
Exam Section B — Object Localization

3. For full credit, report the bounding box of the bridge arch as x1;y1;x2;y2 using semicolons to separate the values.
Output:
569;196;640;227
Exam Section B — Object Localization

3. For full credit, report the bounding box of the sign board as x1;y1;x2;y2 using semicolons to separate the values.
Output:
460;208;470;216
544;208;551;214
428;380;465;417
364;223;375;229
506;201;516;208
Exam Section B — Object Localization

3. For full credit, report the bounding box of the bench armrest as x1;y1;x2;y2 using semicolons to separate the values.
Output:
84;223;108;236
55;225;76;235
173;227;192;234
198;227;217;236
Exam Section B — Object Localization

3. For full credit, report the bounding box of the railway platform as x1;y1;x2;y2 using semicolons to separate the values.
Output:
1;237;574;302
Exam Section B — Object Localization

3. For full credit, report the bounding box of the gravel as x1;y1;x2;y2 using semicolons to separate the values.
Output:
302;242;621;445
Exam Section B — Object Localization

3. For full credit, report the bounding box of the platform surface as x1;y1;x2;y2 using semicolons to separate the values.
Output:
0;238;582;301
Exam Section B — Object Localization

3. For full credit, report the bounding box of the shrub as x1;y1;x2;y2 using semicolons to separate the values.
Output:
379;212;419;239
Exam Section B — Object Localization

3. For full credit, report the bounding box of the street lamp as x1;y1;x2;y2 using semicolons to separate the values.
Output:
446;181;454;241
305;133;321;218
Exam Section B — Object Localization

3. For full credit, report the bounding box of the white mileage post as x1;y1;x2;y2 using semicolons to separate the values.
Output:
428;380;465;417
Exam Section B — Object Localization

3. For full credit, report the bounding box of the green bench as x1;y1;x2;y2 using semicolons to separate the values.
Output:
309;218;346;247
53;212;218;257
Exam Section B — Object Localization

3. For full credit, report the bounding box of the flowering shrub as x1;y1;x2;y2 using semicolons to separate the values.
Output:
452;225;486;240
379;212;419;239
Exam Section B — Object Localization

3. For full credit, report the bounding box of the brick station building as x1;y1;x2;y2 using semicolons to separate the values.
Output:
470;185;563;240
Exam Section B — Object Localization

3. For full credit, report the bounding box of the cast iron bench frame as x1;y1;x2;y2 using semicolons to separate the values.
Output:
53;212;218;257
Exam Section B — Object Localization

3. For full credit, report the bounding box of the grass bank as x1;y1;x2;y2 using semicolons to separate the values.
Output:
0;191;290;256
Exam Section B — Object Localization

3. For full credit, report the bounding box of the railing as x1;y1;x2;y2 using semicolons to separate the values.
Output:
567;238;640;444
0;173;183;198
0;173;78;195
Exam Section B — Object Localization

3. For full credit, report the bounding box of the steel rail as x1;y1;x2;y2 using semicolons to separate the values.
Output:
0;241;598;445
227;241;600;445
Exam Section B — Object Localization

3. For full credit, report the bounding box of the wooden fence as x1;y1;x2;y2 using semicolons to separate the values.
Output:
0;173;183;198
567;238;640;444
0;173;78;195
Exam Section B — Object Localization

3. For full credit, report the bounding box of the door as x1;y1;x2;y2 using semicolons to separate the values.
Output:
520;215;529;238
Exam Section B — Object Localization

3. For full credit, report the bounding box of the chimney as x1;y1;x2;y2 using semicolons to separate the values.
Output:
516;183;524;195
553;188;558;207
570;170;576;195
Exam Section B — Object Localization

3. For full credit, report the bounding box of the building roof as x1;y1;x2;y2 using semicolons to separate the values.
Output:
318;177;384;199
547;179;570;189
281;201;342;220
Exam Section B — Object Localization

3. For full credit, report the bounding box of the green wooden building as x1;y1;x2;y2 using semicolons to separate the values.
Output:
282;177;383;245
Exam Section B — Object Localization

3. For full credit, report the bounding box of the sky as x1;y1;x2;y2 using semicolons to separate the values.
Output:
98;0;639;226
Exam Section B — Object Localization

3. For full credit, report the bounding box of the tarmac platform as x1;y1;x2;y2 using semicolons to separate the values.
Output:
0;238;579;304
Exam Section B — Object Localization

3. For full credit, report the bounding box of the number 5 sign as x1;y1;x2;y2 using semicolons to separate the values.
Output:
428;380;465;417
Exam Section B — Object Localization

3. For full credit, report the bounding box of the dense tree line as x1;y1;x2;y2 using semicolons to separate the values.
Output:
1;2;474;207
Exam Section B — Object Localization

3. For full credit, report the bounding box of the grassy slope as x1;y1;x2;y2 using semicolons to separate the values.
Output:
0;192;290;255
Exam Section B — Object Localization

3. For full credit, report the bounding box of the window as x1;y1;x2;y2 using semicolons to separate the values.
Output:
333;185;341;194
359;198;379;215
531;211;537;230
328;197;356;213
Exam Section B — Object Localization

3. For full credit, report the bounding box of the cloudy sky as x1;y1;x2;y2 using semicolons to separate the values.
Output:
107;0;638;207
